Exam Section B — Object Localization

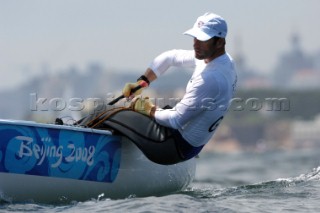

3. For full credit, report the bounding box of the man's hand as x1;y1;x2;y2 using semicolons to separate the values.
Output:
131;97;155;117
122;80;148;98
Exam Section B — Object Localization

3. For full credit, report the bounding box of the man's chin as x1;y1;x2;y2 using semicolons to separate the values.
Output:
195;53;204;60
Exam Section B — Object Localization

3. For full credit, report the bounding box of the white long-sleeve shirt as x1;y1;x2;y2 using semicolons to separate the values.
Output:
150;49;237;147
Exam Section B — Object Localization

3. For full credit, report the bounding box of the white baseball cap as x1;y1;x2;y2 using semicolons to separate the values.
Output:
183;12;228;41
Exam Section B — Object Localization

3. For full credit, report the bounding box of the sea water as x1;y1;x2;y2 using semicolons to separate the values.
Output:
1;148;320;213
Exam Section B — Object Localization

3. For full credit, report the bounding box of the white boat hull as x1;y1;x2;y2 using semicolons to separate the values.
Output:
0;120;196;203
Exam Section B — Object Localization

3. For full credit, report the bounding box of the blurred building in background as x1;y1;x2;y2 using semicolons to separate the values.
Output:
273;33;319;89
235;33;320;90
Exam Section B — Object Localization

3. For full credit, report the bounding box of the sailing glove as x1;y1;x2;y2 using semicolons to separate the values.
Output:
122;75;150;98
131;97;155;116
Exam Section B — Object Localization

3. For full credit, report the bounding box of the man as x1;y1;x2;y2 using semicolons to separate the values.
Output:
122;12;237;161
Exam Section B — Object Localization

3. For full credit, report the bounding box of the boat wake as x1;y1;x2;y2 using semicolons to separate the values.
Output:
277;166;320;183
182;166;320;199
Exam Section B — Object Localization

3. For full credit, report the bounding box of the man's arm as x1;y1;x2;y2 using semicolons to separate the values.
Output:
123;50;195;97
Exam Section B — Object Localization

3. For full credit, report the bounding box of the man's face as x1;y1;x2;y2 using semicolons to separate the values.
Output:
193;37;222;61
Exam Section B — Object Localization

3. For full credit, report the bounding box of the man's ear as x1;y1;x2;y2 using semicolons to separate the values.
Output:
216;38;226;48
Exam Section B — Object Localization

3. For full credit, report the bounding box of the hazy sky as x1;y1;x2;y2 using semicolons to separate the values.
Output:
1;0;320;90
